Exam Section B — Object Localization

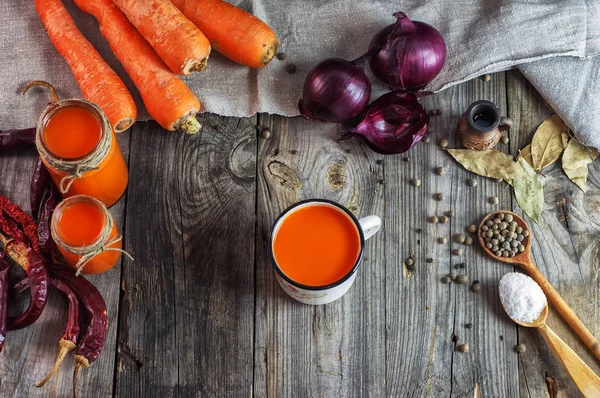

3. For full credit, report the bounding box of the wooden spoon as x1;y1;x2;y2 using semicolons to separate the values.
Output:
479;210;600;362
501;301;600;397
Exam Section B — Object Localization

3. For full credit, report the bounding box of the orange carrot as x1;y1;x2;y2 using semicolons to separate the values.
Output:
113;0;211;76
73;0;201;133
34;0;136;132
171;0;278;68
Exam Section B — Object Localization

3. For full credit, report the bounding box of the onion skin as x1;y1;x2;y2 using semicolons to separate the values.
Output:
299;57;371;123
341;91;429;154
369;12;446;90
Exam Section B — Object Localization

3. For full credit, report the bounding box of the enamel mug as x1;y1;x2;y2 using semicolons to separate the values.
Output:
270;199;381;305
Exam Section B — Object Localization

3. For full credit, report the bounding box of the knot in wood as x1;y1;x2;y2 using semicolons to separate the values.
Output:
325;161;347;191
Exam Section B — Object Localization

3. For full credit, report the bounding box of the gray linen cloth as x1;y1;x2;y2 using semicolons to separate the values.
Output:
1;0;598;148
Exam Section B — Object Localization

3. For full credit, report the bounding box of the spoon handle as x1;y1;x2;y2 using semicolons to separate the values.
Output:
524;264;600;362
538;324;600;397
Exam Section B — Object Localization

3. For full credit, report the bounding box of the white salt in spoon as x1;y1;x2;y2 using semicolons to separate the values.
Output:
499;274;600;397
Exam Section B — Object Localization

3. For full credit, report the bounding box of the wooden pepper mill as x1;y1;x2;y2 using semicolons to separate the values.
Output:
457;100;512;150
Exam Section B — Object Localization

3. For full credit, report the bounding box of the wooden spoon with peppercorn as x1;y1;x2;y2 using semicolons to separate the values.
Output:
479;210;600;363
501;294;600;396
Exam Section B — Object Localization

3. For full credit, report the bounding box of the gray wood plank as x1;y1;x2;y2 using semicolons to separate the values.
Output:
253;115;386;397
0;131;130;397
116;115;257;397
507;70;600;398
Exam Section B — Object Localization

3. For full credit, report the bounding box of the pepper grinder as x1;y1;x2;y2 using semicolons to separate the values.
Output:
457;100;512;150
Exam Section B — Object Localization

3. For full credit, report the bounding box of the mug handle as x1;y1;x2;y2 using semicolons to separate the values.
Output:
499;116;513;131
359;216;381;240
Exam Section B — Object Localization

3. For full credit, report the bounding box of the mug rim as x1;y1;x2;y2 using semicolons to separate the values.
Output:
270;199;365;291
467;100;501;133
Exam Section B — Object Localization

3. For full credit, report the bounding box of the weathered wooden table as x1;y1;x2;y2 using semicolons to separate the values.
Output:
1;70;599;397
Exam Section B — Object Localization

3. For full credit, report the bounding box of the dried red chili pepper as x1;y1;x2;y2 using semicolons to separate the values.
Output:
30;158;51;221
48;263;107;398
0;128;36;150
0;252;8;352
0;211;28;245
38;183;61;255
0;194;40;254
13;275;81;387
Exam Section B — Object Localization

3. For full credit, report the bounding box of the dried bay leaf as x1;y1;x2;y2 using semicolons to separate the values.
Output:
518;144;534;168
531;114;569;170
447;149;518;182
562;139;599;192
514;157;544;222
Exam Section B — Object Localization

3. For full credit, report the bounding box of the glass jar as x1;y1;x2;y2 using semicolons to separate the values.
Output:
51;195;125;275
32;82;128;208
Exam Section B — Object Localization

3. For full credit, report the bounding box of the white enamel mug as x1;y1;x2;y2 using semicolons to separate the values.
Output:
270;199;381;305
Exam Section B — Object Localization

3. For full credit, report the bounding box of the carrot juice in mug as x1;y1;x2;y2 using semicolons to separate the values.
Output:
271;199;381;305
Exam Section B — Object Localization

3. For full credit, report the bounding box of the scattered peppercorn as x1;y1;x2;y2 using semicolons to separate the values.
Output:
481;213;528;257
501;135;509;144
439;215;449;224
455;234;466;243
410;178;421;187
465;323;473;329
452;248;463;255
449;273;457;281
423;135;431;143
405;258;414;266
445;210;454;218
435;166;447;176
456;274;468;284
471;282;481;292
429;216;439;224
438;237;447;244
457;344;469;353
515;344;527;354
466;178;478;187
286;63;297;74
464;237;473;246
439;138;449;148
434;192;444;201
489;196;499;205
482;74;491;82
403;157;410;162
441;276;451;284
261;129;271;139
466;225;477;234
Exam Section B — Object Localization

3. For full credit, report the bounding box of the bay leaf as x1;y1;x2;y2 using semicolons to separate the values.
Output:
531;114;569;170
561;139;599;192
447;149;518;183
518;144;534;168
514;157;544;222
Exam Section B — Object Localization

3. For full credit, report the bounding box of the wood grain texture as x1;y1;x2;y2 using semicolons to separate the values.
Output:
253;115;386;397
115;115;257;398
0;132;130;397
507;70;600;398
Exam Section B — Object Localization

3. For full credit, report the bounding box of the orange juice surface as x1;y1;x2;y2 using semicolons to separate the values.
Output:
56;201;104;246
273;204;361;286
43;106;101;159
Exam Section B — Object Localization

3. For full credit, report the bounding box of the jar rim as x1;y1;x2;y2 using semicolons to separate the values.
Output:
51;194;114;255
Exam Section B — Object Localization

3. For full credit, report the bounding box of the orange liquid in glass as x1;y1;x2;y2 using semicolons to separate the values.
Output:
273;204;361;286
55;200;122;274
43;106;101;159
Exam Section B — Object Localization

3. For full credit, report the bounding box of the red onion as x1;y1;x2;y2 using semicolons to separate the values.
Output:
369;12;446;90
341;91;429;154
298;55;371;123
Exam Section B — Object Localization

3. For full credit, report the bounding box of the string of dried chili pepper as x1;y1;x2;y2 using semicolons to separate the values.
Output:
0;194;40;254
47;263;107;398
38;183;61;255
13;275;81;387
0;252;8;352
30;157;50;221
0;211;29;245
0;128;36;150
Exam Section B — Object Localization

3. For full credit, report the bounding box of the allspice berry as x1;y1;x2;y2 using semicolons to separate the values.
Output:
501;135;509;144
482;74;491;82
515;344;527;354
457;343;469;353
441;276;451;284
261;129;271;139
439;215;449;224
456;274;468;284
489;196;499;205
449;272;457;280
429;216;439;224
438;237;447;244
466;178;478;187
471;282;481;292
452;248;463;256
455;234;466;244
435;166;447;176
434;192;444;201
410;178;421;187
464;237;473;246
445;210;454;218
423;135;431;143
466;225;477;234
439;138;449;148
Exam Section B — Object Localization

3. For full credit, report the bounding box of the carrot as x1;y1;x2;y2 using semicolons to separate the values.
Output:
113;0;211;76
73;0;201;133
171;0;278;68
34;0;137;132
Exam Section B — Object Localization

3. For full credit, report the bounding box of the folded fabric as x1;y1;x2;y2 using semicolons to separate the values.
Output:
0;0;598;148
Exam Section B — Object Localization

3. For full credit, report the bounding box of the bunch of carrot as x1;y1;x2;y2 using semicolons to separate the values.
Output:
34;0;278;134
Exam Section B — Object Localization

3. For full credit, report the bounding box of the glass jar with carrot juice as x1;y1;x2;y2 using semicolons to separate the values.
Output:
51;195;131;275
27;81;128;208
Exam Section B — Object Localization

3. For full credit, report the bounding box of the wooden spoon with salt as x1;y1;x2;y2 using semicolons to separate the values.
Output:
501;298;600;397
479;210;600;362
